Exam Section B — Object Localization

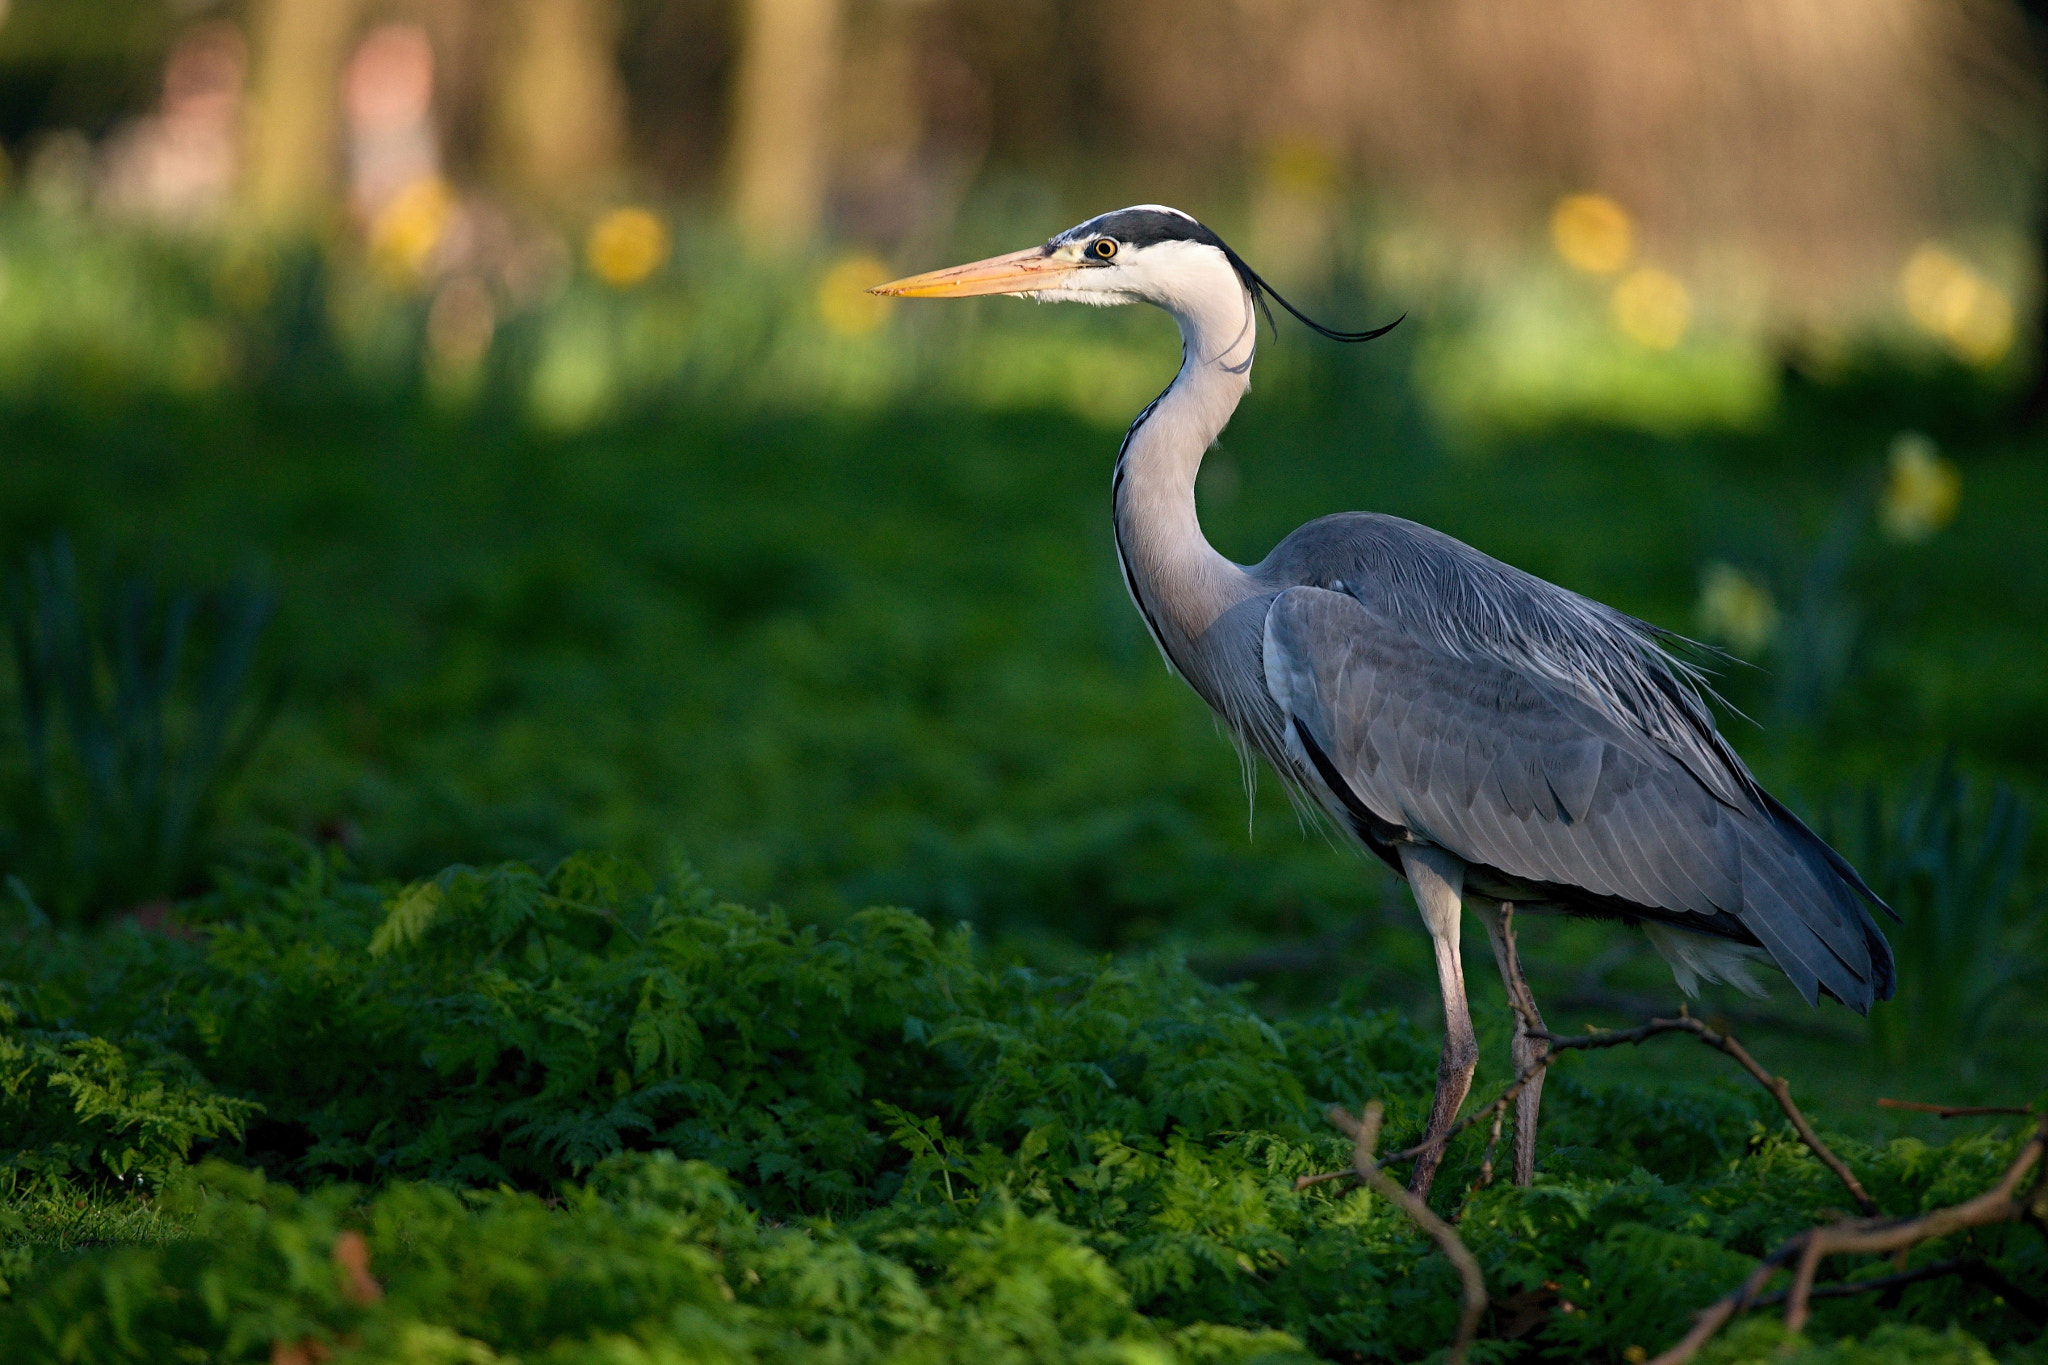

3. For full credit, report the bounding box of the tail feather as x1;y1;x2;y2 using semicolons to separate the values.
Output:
1731;804;1896;1014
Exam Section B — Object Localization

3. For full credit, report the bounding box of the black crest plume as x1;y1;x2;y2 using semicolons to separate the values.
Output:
1072;207;1403;344
1223;243;1403;344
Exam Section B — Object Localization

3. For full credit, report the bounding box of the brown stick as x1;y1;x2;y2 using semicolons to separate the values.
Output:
1647;1246;1802;1365
1779;1119;2045;1333
1746;1255;1968;1308
1544;1015;1878;1215
1738;1256;2045;1326
1878;1098;2034;1119
1326;1101;1488;1365
1335;1011;1876;1217
1476;1102;1507;1191
1649;1115;2048;1364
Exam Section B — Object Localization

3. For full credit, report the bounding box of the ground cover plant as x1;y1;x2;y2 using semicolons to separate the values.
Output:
1;848;2043;1363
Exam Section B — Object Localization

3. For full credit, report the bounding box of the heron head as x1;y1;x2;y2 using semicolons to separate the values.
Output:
869;206;1240;308
870;204;1400;343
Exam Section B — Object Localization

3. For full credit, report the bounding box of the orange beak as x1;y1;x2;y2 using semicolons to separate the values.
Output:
868;245;1079;299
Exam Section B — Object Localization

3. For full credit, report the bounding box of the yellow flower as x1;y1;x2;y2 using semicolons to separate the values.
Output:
1880;431;1961;542
585;207;670;289
369;176;455;282
1697;562;1778;656
1550;194;1634;275
816;253;896;336
1900;244;2014;366
1611;267;1692;350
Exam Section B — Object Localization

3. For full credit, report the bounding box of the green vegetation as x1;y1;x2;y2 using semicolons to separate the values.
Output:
2;537;280;927
1;850;2042;1363
0;219;2044;1361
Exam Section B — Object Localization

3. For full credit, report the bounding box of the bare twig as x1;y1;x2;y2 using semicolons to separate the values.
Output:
1326;1101;1488;1365
1496;906;1541;1039
1649;1114;2048;1364
1547;985;1863;1043
1778;1116;2044;1333
1476;1102;1507;1191
1595;1015;1878;1215
1878;1098;2034;1119
1743;1253;2045;1323
1351;1012;1877;1216
1647;1245;1805;1365
1967;1260;2048;1328
1743;1255;1969;1309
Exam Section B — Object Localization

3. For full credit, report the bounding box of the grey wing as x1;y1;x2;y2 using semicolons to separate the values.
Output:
1261;585;1893;1011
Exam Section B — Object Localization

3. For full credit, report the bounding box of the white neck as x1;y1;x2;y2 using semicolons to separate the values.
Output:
1112;244;1259;668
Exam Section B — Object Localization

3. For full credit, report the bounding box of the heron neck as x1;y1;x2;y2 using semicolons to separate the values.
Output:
1112;282;1258;667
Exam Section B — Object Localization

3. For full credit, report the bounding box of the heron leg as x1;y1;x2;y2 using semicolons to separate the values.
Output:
1400;843;1478;1199
1472;902;1548;1186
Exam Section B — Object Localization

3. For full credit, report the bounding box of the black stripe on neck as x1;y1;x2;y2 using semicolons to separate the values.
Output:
1111;380;1176;671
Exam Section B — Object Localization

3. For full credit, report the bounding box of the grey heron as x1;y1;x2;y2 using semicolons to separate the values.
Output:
872;206;1896;1196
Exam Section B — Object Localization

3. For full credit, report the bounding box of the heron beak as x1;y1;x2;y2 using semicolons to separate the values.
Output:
869;246;1078;299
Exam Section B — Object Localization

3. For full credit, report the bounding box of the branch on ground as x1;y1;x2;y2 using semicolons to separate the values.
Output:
1305;1009;1878;1217
1878;1097;2034;1119
1530;1012;1878;1216
1649;1113;2048;1365
1324;1100;1488;1365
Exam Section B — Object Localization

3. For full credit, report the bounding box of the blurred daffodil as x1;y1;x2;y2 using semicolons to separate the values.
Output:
1697;562;1778;656
1611;266;1692;350
1900;244;2013;366
586;207;670;289
1880;431;1960;542
1550;194;1634;275
369;176;454;282
816;254;896;336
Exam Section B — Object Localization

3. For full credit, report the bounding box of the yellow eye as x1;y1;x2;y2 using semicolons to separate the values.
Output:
1092;238;1119;260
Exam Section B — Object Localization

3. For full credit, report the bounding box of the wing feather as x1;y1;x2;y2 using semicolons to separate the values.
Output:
1260;583;1891;1010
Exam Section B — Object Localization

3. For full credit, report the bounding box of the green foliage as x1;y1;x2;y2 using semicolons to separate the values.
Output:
1828;757;2037;1061
0;983;256;1196
0;536;281;925
0;1156;1315;1365
1;852;2041;1363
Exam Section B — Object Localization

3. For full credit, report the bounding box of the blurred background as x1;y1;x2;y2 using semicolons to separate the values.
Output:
1;0;2045;1107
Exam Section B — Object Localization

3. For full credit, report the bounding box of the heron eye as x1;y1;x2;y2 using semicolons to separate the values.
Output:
1092;238;1119;260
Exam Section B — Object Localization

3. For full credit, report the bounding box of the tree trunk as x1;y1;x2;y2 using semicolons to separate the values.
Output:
725;0;844;247
493;0;628;210
243;0;363;228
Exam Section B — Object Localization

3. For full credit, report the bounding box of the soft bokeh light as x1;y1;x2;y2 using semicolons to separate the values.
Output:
368;175;454;281
1696;561;1778;656
1610;266;1692;350
816;254;897;336
1550;194;1635;275
1881;430;1961;542
1899;244;2014;366
585;207;671;289
98;22;246;226
426;274;496;372
345;24;440;224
